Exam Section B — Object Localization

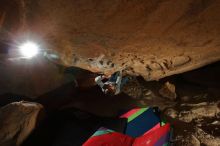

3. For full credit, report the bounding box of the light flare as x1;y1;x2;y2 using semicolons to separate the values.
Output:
19;41;39;58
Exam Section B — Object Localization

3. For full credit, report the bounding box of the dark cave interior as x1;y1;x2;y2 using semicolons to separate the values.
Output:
1;0;220;145
0;61;220;146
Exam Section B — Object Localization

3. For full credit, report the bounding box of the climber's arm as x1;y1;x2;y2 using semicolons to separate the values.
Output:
115;71;123;94
116;71;122;85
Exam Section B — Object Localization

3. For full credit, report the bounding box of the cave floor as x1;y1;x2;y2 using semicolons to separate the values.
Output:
27;61;220;146
1;63;220;146
59;71;220;145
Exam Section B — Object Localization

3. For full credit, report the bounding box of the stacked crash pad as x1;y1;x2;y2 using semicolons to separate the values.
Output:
83;107;172;146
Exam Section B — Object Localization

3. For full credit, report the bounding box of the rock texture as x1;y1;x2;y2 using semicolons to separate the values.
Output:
1;0;220;80
159;81;177;101
0;101;44;146
179;102;220;123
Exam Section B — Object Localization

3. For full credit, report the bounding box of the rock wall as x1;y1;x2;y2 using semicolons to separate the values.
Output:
1;0;220;80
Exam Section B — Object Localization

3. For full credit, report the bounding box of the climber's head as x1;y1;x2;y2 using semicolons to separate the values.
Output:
103;83;116;96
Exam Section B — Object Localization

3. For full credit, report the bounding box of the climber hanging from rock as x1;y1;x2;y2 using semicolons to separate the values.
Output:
95;70;129;96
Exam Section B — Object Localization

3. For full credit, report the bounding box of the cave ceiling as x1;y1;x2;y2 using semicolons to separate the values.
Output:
1;0;220;80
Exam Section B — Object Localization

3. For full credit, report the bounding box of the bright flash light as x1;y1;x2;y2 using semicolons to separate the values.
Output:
19;41;39;58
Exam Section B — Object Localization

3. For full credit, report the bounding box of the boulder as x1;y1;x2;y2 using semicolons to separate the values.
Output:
0;101;44;146
159;82;177;101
